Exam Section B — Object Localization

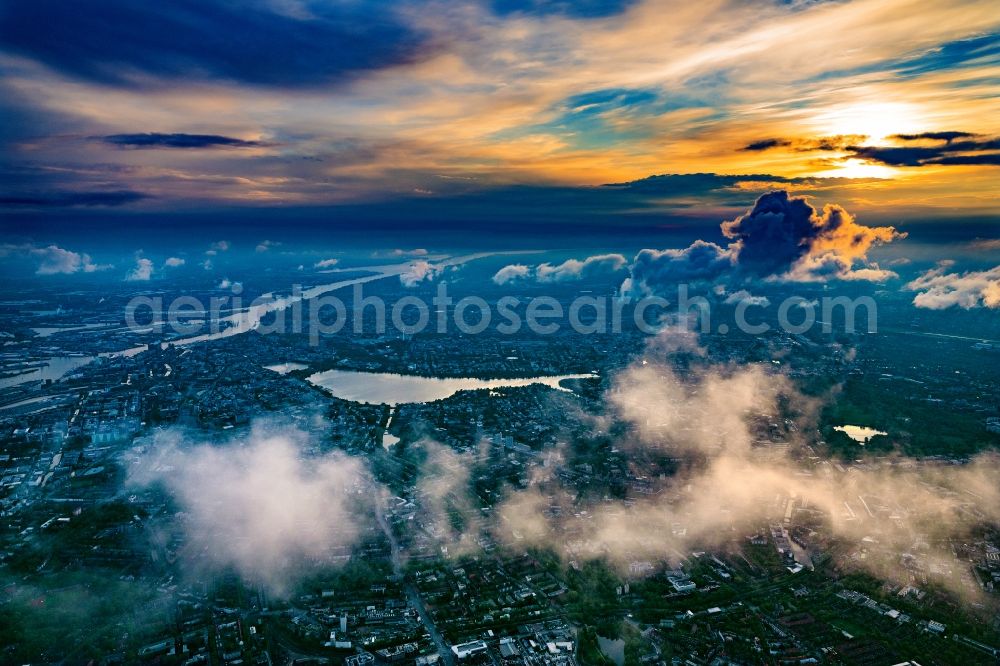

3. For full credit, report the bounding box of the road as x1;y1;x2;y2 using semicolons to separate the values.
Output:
376;506;455;666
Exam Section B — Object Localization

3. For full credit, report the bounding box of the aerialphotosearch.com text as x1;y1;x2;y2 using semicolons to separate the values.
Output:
125;282;878;345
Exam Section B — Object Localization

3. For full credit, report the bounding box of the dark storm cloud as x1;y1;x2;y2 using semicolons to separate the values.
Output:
627;240;734;289
384;173;855;229
809;135;869;151
720;190;821;276
741;138;792;151
624;190;905;294
891;131;977;142
0;190;149;207
917;136;1000;151
741;129;1000;168
490;0;636;18
720;190;902;280
102;133;262;149
0;171;878;240
847;136;1000;167
926;153;1000;166
603;172;798;195
0;152;152;208
0;0;431;88
846;145;941;166
739;135;865;152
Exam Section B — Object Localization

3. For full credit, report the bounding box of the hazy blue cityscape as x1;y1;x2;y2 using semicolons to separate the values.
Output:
2;1;1000;664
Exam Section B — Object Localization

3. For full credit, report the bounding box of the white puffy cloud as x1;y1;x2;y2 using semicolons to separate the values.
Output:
314;257;340;268
536;253;627;283
255;240;280;252
493;254;627;285
608;360;790;456
0;243;110;275
206;240;230;255
400;259;441;287
127;423;376;595
905;262;1000;309
492;263;531;285
125;256;154;281
164;256;185;267
723;289;770;307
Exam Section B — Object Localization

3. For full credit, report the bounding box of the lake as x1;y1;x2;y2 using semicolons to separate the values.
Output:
597;636;624;666
264;362;310;374
306;369;597;405
834;425;887;444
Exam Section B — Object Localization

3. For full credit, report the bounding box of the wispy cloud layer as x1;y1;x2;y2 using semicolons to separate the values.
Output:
0;0;431;88
492;342;1000;602
0;0;998;213
102;133;263;149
